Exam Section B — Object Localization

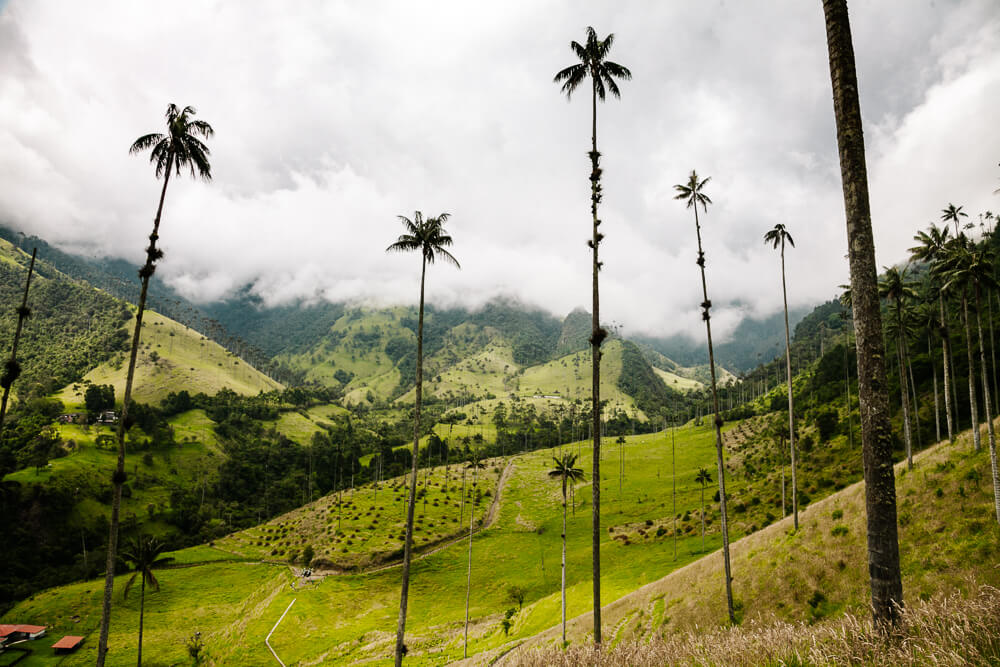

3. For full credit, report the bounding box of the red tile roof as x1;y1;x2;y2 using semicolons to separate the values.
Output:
52;635;83;649
0;624;46;636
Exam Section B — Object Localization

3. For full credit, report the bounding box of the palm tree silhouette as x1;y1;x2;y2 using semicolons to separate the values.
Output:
553;26;630;645
548;453;585;645
122;535;174;667
675;170;735;623
764;223;799;529
879;266;918;470
941;203;968;237
98;104;213;666
694;467;712;554
386;211;459;666
822;0;903;627
910;224;955;442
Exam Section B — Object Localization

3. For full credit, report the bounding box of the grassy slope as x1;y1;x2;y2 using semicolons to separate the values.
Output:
2;411;220;533
51;310;281;409
503;426;1000;660
2;422;745;666
12;415;992;666
652;367;703;393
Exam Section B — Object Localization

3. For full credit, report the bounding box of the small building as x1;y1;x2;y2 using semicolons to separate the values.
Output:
52;635;84;653
96;411;118;424
0;624;46;641
57;413;83;424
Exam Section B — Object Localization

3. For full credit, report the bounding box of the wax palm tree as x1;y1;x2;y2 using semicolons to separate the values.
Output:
463;457;486;658
942;203;968;236
121;535;173;667
910;224;955;442
941;235;983;452
0;249;36;434
387;211;459;665
98;104;214;666
917;299;942;443
879;266;918;470
944;242;1000;524
675;171;735;623
764;223;799;528
694;467;712;553
553;27;630;645
822;0;903;627
548;453;585;645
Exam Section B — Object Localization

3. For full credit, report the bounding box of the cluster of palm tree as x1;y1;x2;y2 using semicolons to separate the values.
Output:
904;213;1000;524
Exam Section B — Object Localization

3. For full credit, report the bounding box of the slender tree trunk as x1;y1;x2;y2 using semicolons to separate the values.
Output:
137;576;145;667
961;292;982;452
929;334;941;443
699;484;706;553
822;0;903;628
780;240;798;529
463;476;476;658
395;258;426;667
895;309;913;470
990;292;999;416
937;295;954;440
975;287;998;488
692;196;736;624
561;480;567;645
907;351;921;450
0;248;37;433
98;157;173;667
588;74;605;646
671;423;677;561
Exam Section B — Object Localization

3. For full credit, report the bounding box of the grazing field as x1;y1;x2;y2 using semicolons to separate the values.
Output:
6;420;994;666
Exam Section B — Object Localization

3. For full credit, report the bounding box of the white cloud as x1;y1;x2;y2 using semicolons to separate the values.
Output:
0;0;997;341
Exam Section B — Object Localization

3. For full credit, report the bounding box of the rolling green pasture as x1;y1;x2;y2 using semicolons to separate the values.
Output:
4;422;748;665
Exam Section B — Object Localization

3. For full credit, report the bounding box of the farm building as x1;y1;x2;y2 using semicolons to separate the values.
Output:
52;635;84;653
0;624;47;641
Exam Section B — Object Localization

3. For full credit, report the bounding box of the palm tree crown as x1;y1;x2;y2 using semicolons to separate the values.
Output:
674;171;712;213
553;27;632;100
129;104;214;180
695;467;712;487
941;203;968;235
386;212;460;268
122;535;172;599
548;453;585;487
763;223;795;250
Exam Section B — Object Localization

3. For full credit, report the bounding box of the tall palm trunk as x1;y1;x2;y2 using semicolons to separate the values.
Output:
699;482;706;553
671;423;677;560
137;576;146;667
395;257;426;667
974;285;1000;525
929;334;941;443
463;474;476;658
822;0;903;628
960;290;981;452
0;248;37;433
895;308;913;470
98;154;173;667
693;200;736;624
560;479;568;645
587;72;606;645
780;238;798;529
907;352;921;449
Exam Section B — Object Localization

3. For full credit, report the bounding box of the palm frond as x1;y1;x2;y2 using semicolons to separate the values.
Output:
129;133;165;155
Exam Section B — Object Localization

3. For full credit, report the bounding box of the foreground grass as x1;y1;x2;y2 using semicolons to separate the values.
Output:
509;584;1000;666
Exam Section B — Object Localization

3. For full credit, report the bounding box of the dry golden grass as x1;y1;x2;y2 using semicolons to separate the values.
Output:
510;584;1000;666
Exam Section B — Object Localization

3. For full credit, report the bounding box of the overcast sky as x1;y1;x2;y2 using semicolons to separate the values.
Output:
1;0;998;342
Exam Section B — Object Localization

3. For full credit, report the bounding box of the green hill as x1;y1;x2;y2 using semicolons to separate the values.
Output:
52;309;282;410
5;397;960;666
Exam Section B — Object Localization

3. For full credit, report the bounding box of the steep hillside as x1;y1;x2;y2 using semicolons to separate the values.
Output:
51;309;282;409
502;428;1000;663
0;239;131;398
